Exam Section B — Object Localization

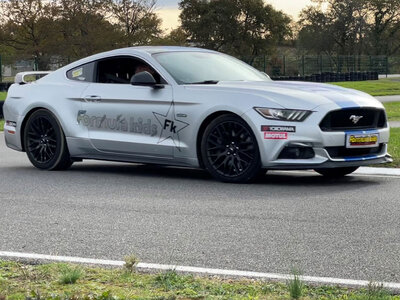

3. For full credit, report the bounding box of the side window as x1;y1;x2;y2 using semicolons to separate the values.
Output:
67;62;95;82
96;56;165;84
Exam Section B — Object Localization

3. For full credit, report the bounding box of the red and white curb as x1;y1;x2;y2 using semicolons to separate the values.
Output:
1;251;400;291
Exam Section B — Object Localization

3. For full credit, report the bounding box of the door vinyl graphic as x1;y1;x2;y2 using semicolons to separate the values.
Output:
153;101;189;151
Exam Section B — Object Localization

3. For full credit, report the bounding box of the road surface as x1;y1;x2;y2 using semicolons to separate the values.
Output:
1;133;399;282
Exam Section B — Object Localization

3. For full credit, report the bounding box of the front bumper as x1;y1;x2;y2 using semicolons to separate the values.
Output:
243;104;391;169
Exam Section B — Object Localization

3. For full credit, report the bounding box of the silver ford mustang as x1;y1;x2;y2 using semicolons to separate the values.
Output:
3;46;392;182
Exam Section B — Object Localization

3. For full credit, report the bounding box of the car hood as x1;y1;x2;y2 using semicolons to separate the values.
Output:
191;81;382;110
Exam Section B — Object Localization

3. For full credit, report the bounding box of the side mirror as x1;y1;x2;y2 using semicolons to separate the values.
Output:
130;71;164;89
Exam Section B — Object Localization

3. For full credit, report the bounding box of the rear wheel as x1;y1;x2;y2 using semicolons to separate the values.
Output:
314;167;359;177
24;109;73;170
201;114;261;183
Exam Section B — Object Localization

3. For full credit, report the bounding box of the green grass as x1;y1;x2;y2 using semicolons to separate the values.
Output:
383;127;400;168
59;265;84;284
0;260;398;300
331;78;400;96
287;270;304;299
384;102;400;121
0;120;3;131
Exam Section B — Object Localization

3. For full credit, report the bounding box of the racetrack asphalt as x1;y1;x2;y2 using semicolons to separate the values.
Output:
1;132;400;283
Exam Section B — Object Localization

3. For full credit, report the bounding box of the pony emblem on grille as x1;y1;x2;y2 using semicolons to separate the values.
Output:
350;115;364;124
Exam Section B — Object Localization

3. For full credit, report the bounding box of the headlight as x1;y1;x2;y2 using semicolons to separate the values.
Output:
254;107;312;122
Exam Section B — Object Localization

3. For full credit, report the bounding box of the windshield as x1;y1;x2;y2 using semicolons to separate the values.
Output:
153;51;269;84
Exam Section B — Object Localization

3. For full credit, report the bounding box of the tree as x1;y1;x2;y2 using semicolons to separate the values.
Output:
366;0;400;55
109;0;162;46
297;6;336;55
179;0;291;56
0;0;164;69
152;27;189;46
298;0;400;56
56;0;122;62
298;0;367;55
0;0;60;69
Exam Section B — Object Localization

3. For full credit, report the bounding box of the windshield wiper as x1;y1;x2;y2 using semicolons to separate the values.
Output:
188;80;219;85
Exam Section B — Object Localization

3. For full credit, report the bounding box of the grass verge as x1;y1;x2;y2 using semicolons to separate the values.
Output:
0;260;397;300
382;127;400;168
384;102;400;121
0;120;3;131
331;78;400;96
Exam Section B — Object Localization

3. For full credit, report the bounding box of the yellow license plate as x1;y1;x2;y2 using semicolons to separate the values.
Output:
346;132;379;148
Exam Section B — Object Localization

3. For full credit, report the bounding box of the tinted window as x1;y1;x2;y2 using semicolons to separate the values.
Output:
67;62;95;82
153;52;269;84
96;56;164;84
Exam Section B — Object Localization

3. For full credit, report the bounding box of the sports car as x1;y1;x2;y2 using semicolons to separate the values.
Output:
3;46;392;182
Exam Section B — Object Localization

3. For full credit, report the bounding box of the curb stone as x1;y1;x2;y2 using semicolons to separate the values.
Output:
357;167;400;176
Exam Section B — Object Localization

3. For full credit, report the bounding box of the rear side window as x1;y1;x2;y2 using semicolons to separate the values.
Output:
67;62;95;82
96;56;165;84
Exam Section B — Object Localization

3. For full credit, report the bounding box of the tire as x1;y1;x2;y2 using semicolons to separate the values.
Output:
24;109;73;170
314;167;359;177
201;114;261;183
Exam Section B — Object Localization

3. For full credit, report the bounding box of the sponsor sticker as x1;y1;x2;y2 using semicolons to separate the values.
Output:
264;132;288;140
261;125;296;133
72;68;83;78
346;132;379;148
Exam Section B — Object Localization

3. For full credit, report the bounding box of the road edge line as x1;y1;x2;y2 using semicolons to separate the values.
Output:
1;251;400;291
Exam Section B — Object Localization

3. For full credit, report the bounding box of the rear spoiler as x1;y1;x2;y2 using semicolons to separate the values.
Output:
15;71;52;84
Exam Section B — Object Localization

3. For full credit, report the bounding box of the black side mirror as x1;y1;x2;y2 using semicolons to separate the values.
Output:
130;71;164;89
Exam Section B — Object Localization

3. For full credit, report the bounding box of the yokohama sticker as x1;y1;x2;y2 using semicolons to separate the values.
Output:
264;132;288;140
261;125;296;132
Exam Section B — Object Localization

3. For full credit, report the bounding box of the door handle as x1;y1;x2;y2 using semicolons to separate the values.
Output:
84;95;102;102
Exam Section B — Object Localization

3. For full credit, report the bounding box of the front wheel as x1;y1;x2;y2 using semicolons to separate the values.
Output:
24;109;73;170
314;167;359;177
201;114;261;183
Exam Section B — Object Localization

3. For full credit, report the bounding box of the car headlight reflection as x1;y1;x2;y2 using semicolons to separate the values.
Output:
254;107;312;122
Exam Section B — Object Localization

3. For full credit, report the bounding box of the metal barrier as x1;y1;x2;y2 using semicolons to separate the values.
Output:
241;55;396;81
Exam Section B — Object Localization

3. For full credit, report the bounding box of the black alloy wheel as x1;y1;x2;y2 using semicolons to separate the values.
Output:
201;114;261;183
24;109;73;170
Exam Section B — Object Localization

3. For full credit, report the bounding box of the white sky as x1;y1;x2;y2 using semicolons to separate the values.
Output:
156;0;314;31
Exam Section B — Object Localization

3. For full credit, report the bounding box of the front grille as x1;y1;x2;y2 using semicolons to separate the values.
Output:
320;108;387;131
326;144;383;159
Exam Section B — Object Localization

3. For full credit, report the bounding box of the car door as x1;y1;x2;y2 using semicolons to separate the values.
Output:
79;56;175;158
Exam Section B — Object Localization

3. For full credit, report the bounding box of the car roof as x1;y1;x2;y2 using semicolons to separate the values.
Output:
41;46;218;83
61;46;216;70
129;46;215;54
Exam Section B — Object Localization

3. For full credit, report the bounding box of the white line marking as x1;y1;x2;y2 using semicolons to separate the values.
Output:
357;167;400;176
1;251;400;291
0;251;124;266
271;168;400;178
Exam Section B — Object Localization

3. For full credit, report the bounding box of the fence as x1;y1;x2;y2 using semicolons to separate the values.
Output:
0;54;399;84
241;55;400;81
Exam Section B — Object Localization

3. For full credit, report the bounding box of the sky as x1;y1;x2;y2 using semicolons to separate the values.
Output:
156;0;314;31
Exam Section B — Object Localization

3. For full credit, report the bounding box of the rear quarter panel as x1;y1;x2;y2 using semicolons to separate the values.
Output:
4;77;89;151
